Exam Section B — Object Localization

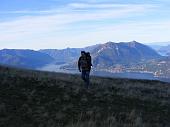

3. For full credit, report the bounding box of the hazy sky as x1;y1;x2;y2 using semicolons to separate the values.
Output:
0;0;170;49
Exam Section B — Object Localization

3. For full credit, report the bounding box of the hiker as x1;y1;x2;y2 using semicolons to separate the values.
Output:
86;52;92;70
78;51;92;88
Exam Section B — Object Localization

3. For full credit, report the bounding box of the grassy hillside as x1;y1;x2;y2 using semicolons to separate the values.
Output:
0;65;170;127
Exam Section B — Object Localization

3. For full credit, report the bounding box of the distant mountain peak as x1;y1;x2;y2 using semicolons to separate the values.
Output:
91;41;161;67
102;41;117;49
128;40;139;46
105;41;116;45
130;40;138;43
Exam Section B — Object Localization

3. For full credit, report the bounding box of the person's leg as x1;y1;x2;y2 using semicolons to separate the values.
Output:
81;70;86;81
85;71;90;89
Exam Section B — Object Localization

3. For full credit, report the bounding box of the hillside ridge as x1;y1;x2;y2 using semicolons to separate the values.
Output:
0;49;54;69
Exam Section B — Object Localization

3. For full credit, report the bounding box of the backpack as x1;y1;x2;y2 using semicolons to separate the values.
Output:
78;52;92;71
86;52;92;67
79;56;88;69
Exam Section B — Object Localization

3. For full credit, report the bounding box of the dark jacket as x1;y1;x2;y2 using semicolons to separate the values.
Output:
78;56;91;71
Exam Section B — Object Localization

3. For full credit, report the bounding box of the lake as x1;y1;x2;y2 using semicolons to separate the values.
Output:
38;64;170;83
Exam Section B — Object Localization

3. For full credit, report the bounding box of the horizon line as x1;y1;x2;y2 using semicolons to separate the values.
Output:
0;40;170;50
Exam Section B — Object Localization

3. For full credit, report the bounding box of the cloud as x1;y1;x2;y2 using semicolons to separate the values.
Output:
1;19;170;49
0;10;60;14
0;3;153;32
0;2;156;14
68;3;156;10
0;2;168;49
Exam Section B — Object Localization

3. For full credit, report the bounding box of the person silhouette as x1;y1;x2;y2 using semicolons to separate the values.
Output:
78;51;92;89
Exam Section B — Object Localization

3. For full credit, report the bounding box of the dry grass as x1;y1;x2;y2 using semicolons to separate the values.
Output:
0;65;170;127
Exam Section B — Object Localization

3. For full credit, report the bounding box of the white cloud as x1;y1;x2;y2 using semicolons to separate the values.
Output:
0;2;168;49
0;3;151;33
68;3;156;9
0;10;60;14
81;21;170;43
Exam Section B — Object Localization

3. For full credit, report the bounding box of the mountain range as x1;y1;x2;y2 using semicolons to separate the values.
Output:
0;41;163;68
91;41;161;68
158;45;170;56
39;44;100;64
0;49;54;68
148;43;170;56
0;41;168;81
0;41;162;69
58;41;161;70
39;41;161;67
39;48;81;64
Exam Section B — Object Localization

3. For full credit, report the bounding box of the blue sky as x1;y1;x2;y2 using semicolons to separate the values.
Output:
0;0;170;49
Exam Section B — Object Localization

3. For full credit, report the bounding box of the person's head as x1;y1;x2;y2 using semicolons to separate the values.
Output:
81;51;86;56
86;52;90;56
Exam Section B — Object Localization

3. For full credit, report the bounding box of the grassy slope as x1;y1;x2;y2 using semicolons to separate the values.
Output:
0;65;170;127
